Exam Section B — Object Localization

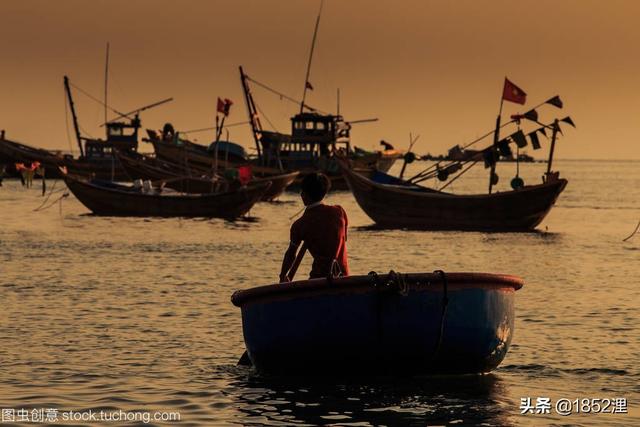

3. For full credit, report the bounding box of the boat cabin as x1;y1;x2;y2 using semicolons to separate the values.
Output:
105;115;140;151
259;113;351;170
82;115;140;161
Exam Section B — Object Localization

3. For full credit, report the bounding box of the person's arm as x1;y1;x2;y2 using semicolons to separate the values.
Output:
341;206;348;241
279;241;300;283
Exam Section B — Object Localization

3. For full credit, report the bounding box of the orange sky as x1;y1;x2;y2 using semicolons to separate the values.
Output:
1;0;638;159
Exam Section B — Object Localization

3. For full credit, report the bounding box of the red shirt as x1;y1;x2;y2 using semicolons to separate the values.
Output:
290;204;349;279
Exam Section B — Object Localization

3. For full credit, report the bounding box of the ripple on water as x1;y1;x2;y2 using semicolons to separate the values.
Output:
1;161;639;426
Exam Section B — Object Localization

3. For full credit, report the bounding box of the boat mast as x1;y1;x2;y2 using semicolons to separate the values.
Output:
104;42;110;128
64;76;84;158
239;66;263;159
488;95;504;194
546;118;560;175
300;0;324;114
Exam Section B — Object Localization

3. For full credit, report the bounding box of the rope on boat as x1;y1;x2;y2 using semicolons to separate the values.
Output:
367;270;408;295
432;270;449;361
623;219;640;242
386;270;409;296
69;82;122;117
34;192;69;212
255;102;279;132
439;161;479;191
34;180;69;212
245;76;329;115
367;270;449;364
34;179;60;211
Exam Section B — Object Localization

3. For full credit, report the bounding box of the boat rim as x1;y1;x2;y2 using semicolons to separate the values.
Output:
231;271;524;307
338;157;567;198
64;172;272;198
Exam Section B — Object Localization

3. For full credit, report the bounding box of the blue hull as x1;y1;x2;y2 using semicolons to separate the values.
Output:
232;272;523;376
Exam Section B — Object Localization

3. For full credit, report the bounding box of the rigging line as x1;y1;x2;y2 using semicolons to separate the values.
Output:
410;159;466;183
78;123;94;139
246;76;328;115
256;103;278;132
407;119;519;183
439;161;479;191
181;121;250;135
408;96;560;183
69;82;125;117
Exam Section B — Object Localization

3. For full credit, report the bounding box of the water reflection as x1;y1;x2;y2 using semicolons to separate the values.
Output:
227;369;516;426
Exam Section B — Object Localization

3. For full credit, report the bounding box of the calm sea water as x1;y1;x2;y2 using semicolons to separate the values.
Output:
1;160;638;426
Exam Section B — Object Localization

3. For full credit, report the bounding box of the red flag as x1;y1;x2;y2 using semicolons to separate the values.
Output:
238;165;252;185
223;98;233;116
502;78;527;105
217;97;233;116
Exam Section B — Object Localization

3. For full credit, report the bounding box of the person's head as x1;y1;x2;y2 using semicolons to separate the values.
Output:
300;173;331;205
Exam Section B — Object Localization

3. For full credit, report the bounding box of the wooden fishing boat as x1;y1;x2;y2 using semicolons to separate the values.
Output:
0;135;136;181
340;162;567;231
239;67;401;191
149;132;249;171
0;137;67;178
62;172;270;218
117;150;298;201
232;271;524;376
338;90;575;231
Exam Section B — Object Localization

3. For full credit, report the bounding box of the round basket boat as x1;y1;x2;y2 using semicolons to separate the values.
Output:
231;271;524;376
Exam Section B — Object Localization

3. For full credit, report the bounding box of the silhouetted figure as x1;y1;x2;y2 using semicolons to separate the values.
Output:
280;173;349;281
380;140;394;150
162;123;175;141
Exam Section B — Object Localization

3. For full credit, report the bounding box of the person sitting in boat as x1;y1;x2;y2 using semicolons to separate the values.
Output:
279;173;350;282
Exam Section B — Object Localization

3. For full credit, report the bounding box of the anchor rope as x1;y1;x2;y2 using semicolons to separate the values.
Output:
623;219;640;242
34;179;69;212
34;179;60;211
34;192;69;212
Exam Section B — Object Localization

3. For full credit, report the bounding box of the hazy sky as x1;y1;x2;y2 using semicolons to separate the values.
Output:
1;0;638;159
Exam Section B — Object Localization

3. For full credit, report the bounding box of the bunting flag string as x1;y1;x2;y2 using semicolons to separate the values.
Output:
554;121;563;135
524;109;538;121
511;130;528;148
546;95;563;109
561;116;576;128
529;131;542;150
509;109;537;124
538;127;547;138
498;138;513;157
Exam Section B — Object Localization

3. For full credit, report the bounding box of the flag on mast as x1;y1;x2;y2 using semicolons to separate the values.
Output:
217;97;233;116
502;78;527;105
